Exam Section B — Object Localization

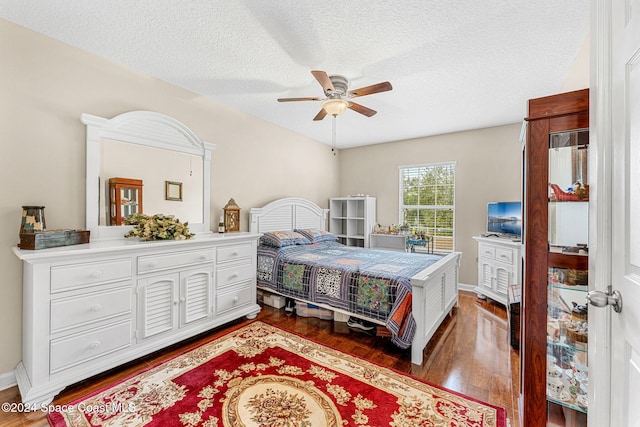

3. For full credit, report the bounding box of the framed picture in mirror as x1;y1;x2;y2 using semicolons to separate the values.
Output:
165;181;183;201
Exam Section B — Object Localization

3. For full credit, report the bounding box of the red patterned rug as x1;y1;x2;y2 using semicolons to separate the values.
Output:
48;321;507;426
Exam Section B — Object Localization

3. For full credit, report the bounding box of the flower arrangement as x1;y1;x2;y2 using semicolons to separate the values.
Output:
124;213;194;241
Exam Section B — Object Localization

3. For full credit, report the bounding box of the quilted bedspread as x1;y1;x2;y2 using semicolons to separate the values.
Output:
257;241;442;349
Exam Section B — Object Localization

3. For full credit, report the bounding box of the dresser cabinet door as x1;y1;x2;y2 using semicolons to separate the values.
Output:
138;273;179;339
180;267;213;327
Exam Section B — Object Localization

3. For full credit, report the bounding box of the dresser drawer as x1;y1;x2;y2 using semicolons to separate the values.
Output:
216;262;254;288
138;249;214;274
51;287;132;333
495;248;514;263
50;321;132;373
479;244;496;259
217;243;252;263
51;259;131;292
216;282;253;315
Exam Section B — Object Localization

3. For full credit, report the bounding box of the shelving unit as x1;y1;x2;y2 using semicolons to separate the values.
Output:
521;88;589;427
329;196;376;248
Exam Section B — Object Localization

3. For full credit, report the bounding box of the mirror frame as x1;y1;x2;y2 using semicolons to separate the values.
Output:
82;111;215;241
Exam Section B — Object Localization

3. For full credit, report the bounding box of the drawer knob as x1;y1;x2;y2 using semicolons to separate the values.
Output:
229;273;239;280
231;251;239;256
233;296;239;303
200;255;208;260
90;271;103;279
88;341;101;350
148;261;158;268
90;304;103;313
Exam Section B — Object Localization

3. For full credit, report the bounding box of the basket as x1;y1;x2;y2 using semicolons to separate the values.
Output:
566;327;588;343
566;269;588;286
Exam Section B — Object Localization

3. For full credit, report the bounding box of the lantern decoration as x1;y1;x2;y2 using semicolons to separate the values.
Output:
223;198;241;232
20;206;46;234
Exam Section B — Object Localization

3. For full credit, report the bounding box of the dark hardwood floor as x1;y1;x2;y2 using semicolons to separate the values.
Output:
0;290;520;426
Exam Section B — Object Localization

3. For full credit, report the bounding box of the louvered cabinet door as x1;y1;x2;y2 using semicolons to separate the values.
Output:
138;273;179;340
494;264;512;296
180;267;213;327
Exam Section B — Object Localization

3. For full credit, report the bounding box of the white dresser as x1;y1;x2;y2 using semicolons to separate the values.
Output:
12;232;261;406
473;236;522;306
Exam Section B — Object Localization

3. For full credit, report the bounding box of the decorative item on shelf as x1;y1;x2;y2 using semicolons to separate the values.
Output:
20;206;46;233
218;215;225;233
223;198;240;232
124;213;194;241
18;229;90;250
548;183;589;201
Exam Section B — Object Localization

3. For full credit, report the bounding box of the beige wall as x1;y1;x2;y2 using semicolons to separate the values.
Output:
0;20;339;374
338;124;524;286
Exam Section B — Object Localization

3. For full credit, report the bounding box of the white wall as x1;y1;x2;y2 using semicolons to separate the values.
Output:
0;19;339;375
338;124;524;286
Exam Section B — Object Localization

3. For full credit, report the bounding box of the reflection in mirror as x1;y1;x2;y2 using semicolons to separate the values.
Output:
82;111;215;241
99;139;203;226
548;129;589;249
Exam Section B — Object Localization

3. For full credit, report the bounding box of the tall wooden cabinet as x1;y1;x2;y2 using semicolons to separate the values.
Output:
109;177;143;225
521;88;589;426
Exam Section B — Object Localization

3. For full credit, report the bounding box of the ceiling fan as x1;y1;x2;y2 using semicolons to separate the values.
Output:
277;70;393;121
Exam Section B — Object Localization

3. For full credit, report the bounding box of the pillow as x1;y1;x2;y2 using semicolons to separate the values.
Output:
260;230;311;247
294;228;338;243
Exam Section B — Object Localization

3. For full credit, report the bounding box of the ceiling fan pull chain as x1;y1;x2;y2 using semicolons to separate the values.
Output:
332;116;337;155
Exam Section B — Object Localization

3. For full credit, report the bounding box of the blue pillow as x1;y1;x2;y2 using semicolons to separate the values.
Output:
294;228;338;243
260;230;311;247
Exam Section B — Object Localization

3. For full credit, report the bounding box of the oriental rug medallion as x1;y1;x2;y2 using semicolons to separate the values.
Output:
48;321;507;427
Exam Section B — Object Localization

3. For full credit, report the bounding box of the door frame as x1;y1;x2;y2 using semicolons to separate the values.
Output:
589;0;613;425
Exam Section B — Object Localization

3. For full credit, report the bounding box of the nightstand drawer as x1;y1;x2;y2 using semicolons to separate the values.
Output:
217;243;252;263
51;286;132;333
479;244;496;259
50;321;132;373
216;282;253;314
138;249;213;274
495;248;513;263
216;262;254;288
51;259;131;292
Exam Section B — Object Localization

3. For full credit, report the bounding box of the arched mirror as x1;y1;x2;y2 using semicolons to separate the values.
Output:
82;111;215;241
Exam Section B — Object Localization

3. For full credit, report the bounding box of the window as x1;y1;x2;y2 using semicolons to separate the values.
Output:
399;162;455;251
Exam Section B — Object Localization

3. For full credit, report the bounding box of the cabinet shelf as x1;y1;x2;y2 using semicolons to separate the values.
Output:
329;197;376;248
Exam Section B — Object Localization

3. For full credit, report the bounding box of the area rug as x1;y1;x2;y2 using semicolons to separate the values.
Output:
48;321;507;426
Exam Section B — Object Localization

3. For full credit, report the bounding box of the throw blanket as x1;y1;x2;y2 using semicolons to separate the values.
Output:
257;241;442;348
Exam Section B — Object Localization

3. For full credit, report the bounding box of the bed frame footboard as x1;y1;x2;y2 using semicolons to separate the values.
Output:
410;251;462;365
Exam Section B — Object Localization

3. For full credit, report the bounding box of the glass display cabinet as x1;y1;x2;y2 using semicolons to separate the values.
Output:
109;177;143;225
521;88;589;427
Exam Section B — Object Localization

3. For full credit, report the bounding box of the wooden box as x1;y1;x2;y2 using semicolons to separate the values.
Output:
19;229;90;250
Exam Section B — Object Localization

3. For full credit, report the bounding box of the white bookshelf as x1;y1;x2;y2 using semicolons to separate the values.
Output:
329;196;376;248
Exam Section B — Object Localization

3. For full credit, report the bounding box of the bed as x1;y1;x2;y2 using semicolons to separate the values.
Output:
249;197;461;365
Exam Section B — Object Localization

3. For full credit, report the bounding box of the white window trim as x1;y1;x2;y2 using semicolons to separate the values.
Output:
398;161;457;251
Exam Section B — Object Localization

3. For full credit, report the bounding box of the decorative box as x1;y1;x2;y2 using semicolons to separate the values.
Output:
18;229;90;250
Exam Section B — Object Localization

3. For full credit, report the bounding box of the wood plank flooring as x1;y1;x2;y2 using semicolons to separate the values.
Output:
0;290;520;426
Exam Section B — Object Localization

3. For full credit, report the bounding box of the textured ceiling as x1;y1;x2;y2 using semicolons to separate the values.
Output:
1;1;589;149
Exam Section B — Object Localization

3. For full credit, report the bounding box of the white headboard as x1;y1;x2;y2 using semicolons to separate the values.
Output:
249;198;328;233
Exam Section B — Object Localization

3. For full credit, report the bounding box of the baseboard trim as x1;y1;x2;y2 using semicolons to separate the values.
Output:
457;283;475;293
0;369;17;391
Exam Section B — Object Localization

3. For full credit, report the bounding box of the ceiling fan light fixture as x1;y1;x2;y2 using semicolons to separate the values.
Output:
322;98;350;116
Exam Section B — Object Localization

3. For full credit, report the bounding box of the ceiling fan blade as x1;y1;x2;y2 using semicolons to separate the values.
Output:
277;97;321;102
349;102;377;117
313;108;328;121
311;70;335;93
348;81;393;98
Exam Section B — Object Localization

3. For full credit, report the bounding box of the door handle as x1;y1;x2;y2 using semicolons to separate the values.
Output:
586;288;623;313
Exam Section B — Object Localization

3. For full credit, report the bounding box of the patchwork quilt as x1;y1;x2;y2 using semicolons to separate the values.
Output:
257;241;442;349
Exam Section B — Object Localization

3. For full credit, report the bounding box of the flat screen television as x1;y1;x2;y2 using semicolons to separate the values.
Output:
487;201;522;239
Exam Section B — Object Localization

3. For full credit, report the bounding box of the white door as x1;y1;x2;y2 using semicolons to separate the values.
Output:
592;0;640;425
